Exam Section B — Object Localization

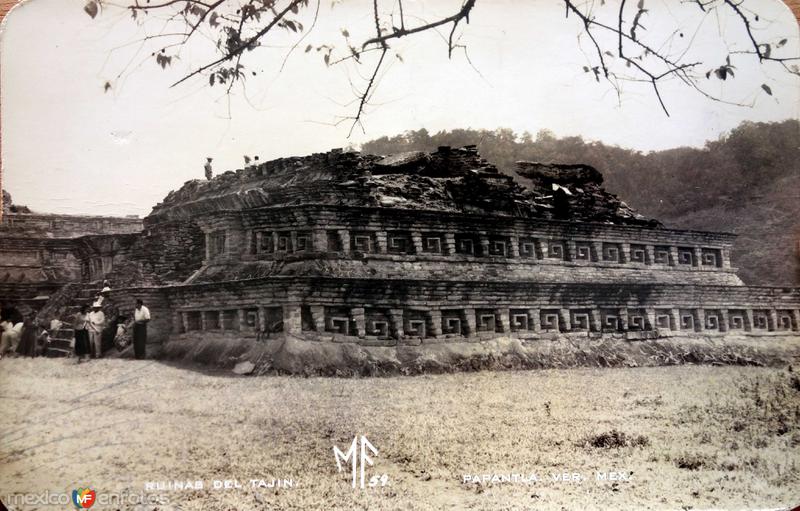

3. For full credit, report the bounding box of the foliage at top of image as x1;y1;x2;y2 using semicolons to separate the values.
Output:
82;0;799;132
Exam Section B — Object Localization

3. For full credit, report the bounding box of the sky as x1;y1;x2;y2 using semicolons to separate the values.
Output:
1;0;798;216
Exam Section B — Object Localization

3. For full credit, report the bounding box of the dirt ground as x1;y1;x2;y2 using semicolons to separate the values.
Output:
1;359;799;510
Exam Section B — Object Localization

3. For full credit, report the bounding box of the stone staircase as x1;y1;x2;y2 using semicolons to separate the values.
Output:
43;285;103;358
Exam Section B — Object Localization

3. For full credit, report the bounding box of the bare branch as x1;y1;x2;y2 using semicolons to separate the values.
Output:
348;47;388;137
129;0;214;11
373;0;387;49
564;1;609;78
99;0;798;126
723;0;763;61
362;0;475;49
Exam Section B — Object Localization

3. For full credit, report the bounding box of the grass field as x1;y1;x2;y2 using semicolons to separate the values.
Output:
1;359;799;510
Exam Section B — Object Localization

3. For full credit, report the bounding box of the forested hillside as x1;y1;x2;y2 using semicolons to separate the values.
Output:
361;121;800;285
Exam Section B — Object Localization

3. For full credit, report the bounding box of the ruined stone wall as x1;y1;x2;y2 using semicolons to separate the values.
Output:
0;213;145;287
0;213;142;238
0;282;61;313
0;237;82;282
191;258;742;286
56;220;207;286
160;277;800;347
72;234;140;282
185;205;739;286
135;219;207;284
146;150;369;223
146;147;657;226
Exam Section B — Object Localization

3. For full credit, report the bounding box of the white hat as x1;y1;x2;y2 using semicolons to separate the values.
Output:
101;286;112;293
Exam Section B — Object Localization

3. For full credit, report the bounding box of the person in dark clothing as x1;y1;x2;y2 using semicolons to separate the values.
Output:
15;314;38;357
74;304;91;362
133;299;150;360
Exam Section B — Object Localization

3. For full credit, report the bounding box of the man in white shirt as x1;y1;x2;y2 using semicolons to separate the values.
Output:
133;299;151;360
88;302;106;358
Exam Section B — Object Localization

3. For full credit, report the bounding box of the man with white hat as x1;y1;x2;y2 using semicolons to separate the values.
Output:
88;301;106;358
95;285;112;306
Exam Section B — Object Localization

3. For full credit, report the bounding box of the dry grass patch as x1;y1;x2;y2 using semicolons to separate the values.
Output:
578;429;650;449
1;361;798;510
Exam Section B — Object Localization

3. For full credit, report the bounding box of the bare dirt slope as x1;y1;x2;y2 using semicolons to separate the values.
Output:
164;333;800;376
1;360;799;510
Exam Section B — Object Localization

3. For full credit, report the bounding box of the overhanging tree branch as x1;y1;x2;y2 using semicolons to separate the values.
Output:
171;0;307;87
87;0;799;130
361;0;475;50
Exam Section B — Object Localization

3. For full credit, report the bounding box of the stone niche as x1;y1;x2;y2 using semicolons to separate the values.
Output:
324;306;356;335
403;310;429;338
387;231;413;254
441;309;465;335
455;233;481;256
365;308;392;338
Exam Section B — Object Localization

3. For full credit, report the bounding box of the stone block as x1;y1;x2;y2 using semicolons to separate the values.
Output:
283;304;302;335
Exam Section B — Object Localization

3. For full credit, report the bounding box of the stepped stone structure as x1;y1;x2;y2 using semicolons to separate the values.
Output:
1;146;798;361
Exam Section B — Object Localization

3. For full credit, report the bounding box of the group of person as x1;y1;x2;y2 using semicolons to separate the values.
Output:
0;308;53;359
0;281;151;361
73;283;151;361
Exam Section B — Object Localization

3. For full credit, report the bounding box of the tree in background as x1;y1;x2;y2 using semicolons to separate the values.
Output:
85;0;798;132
